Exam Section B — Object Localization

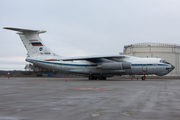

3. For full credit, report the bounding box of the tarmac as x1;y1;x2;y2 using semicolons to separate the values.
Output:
0;77;180;120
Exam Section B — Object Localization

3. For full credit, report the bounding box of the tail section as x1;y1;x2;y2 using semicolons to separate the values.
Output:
3;27;58;56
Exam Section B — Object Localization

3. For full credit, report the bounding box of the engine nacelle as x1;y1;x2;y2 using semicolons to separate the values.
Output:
97;62;131;70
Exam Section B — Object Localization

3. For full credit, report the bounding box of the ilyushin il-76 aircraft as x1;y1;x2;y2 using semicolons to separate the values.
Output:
4;27;175;80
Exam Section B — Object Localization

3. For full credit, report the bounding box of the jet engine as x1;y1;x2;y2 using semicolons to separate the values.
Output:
97;62;131;70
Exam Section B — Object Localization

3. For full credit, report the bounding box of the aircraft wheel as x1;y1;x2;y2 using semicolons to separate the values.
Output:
89;76;97;80
89;76;93;80
98;76;106;80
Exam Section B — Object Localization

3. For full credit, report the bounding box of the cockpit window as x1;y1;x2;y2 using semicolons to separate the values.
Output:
160;59;170;64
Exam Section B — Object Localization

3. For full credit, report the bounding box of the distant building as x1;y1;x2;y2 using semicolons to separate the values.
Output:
123;43;180;76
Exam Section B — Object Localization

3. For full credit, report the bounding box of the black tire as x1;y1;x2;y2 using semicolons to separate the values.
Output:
98;76;106;80
89;76;97;80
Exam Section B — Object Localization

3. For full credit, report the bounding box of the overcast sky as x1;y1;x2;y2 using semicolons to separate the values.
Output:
1;0;180;70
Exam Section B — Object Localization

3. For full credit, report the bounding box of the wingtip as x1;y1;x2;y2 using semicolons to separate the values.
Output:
3;27;10;29
3;27;16;30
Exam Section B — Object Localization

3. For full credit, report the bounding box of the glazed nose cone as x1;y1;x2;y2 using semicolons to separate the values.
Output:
171;64;175;70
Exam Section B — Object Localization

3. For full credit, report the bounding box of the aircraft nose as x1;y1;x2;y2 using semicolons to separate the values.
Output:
171;64;175;70
167;64;175;73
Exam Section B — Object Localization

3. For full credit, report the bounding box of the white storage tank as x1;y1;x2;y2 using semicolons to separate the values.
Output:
123;43;180;76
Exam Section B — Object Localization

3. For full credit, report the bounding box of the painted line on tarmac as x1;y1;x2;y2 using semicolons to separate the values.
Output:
74;88;105;90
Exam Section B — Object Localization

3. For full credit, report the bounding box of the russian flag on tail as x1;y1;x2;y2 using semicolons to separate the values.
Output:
30;40;43;46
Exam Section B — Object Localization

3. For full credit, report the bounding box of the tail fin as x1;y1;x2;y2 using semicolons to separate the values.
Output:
3;27;58;56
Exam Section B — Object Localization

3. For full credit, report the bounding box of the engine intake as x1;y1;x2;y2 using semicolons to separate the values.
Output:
97;62;131;70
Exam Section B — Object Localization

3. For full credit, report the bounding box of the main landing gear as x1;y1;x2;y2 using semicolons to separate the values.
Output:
88;76;106;80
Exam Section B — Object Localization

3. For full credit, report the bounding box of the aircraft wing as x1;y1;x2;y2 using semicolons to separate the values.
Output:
61;55;129;63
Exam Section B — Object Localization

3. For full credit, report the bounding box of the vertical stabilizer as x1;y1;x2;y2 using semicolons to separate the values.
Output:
3;27;58;57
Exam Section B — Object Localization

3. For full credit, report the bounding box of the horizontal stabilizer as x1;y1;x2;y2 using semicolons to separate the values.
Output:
3;27;46;33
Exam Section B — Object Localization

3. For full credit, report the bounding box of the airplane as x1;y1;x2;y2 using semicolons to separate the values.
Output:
3;27;175;80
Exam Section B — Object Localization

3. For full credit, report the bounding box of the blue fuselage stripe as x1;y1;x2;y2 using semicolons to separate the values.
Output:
132;64;168;66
